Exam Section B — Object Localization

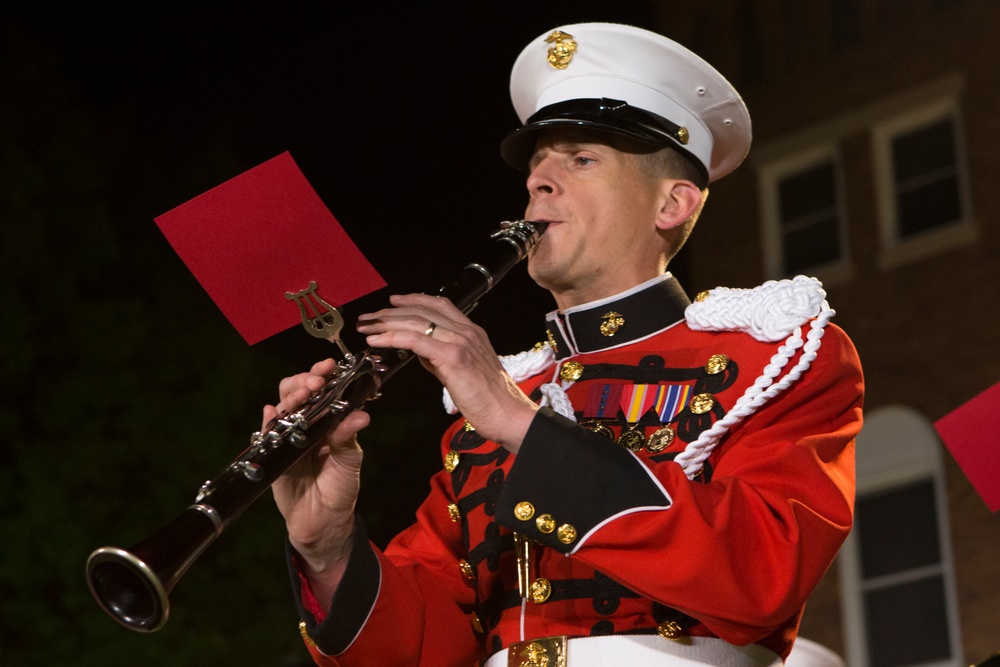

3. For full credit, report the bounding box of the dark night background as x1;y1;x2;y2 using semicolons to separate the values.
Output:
0;3;673;665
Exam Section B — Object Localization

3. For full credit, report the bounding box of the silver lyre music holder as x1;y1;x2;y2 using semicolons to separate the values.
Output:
285;281;353;361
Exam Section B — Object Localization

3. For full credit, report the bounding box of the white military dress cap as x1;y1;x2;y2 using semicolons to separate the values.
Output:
500;22;752;184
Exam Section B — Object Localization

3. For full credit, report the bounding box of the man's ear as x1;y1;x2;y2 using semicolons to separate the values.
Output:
654;180;705;231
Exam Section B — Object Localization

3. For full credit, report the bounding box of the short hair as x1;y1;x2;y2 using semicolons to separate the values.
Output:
632;144;709;190
628;143;709;262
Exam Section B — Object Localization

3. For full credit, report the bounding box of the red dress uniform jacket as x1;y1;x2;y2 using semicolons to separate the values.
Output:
289;275;864;666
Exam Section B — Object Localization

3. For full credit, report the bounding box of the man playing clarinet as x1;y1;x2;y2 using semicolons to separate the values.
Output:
268;22;864;667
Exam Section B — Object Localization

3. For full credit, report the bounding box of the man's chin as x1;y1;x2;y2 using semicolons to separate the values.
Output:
527;261;570;295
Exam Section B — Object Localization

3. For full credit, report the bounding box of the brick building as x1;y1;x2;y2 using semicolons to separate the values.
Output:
645;1;1000;664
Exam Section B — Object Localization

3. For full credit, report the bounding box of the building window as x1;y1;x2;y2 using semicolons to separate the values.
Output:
758;145;848;280
856;480;951;665
873;97;974;268
840;406;962;667
891;116;962;238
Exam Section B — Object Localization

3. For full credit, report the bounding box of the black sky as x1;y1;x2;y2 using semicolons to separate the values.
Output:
1;2;668;551
0;6;701;659
3;2;665;344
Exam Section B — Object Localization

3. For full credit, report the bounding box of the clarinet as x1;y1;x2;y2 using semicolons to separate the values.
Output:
85;220;547;632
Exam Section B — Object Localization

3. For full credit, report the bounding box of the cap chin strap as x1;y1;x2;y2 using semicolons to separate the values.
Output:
526;98;688;146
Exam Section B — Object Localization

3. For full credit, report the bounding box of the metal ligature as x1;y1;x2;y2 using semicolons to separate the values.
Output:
86;219;547;632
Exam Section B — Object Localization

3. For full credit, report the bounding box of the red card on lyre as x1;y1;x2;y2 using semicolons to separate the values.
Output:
935;380;1000;512
155;152;385;345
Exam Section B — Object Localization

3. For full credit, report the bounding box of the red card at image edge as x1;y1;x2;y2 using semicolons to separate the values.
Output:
934;380;1000;512
154;152;385;345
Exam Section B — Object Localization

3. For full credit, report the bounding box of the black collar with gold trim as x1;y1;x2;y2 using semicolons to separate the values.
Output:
545;274;691;359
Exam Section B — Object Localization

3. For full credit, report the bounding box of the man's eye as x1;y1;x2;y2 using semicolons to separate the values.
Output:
574;156;596;166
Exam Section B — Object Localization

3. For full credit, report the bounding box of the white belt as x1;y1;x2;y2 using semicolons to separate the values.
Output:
484;634;781;667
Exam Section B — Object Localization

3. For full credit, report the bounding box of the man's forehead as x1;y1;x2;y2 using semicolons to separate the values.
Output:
529;127;656;160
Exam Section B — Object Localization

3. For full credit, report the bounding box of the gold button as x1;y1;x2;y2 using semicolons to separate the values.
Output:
514;501;535;521
559;361;584;382
689;393;715;415
463;420;476;432
705;353;729;375
470;612;484;634
657;620;684;640
676;126;690;145
444;450;460;472
459;559;476;581
600;311;625;337
530;577;552;604
447;503;461;522
557;524;577;544
536;514;556;534
694;290;710;302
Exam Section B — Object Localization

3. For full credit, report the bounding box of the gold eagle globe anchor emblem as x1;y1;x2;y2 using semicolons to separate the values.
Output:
600;311;625;337
544;31;577;70
510;636;567;667
519;642;550;667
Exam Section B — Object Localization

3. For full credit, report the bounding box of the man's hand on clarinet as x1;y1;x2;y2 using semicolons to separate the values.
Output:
357;293;538;454
267;358;369;598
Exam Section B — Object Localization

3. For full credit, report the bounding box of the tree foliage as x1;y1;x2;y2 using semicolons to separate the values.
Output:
0;25;319;667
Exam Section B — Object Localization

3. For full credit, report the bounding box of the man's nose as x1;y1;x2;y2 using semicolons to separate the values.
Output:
526;159;557;196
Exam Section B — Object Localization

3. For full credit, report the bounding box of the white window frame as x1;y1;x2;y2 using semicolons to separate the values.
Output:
758;144;851;283
872;96;975;271
839;405;962;667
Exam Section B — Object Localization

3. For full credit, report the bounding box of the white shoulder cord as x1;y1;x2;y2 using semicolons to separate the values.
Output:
441;275;832;477
676;275;833;478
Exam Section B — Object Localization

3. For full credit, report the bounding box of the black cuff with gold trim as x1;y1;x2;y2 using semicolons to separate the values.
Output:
286;516;379;656
495;408;670;553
